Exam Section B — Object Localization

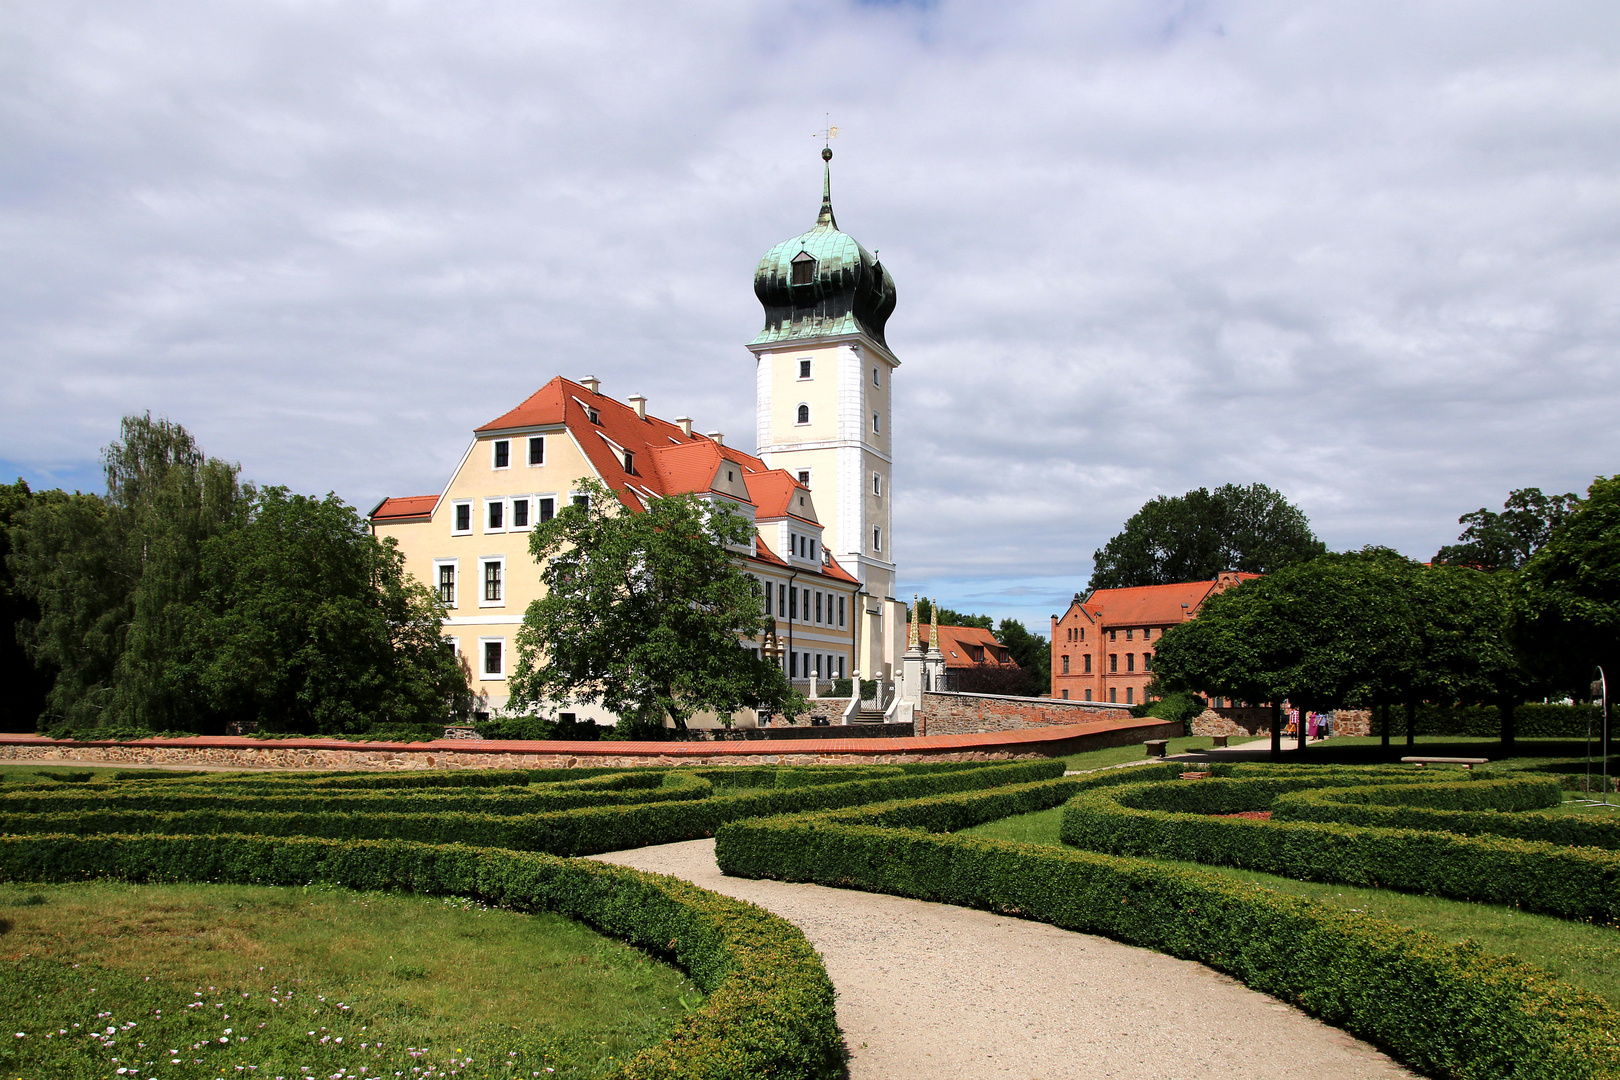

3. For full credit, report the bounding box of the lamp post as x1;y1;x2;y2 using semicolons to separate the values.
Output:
761;624;785;725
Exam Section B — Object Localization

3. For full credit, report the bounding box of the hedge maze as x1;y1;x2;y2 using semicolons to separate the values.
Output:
717;762;1620;1080
6;757;1620;1078
0;759;1057;1079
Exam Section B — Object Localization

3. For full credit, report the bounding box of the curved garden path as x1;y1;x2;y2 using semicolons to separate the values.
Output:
592;839;1414;1080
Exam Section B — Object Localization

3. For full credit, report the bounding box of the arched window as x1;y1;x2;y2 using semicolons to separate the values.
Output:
796;404;810;425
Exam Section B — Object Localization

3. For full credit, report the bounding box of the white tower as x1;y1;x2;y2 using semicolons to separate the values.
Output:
748;149;905;679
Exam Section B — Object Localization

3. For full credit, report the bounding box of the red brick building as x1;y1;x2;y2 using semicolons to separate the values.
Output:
1049;572;1257;705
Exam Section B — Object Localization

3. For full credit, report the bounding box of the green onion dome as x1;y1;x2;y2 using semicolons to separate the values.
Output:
751;151;896;350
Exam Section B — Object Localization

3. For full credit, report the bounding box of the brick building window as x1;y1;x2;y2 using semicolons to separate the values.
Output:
1126;629;1133;642
1126;654;1135;673
1126;687;1134;704
1109;653;1118;673
1109;688;1117;703
1084;689;1093;701
1084;654;1092;673
1144;653;1153;671
1061;690;1069;699
1061;655;1070;674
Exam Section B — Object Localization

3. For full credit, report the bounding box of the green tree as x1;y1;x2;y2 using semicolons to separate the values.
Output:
1509;475;1620;705
1435;487;1583;571
179;487;467;735
510;479;801;732
1152;550;1429;753
995;618;1050;694
0;480;55;731
909;598;993;630
1088;483;1326;590
9;415;250;733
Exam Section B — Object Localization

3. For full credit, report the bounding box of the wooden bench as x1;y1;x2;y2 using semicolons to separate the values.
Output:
1401;756;1489;770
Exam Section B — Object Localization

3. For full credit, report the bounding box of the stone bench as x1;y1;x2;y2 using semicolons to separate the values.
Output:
1145;740;1168;758
1401;756;1489;770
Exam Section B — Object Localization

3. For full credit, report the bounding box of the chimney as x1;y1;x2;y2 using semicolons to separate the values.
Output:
706;430;724;446
628;394;647;419
580;375;601;394
675;416;693;437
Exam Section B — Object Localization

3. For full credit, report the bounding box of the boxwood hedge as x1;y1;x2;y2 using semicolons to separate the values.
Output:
0;759;1065;857
1059;772;1620;922
0;831;842;1080
715;787;1620;1080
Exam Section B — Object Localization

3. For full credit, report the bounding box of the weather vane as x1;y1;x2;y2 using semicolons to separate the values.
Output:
814;115;838;160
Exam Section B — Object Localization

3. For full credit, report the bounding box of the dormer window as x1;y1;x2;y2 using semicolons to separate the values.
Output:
622;450;635;475
791;251;816;285
587;407;600;424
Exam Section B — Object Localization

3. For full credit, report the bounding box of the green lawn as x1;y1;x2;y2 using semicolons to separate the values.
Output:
1056;735;1220;773
0;881;695;1079
962;805;1620;1004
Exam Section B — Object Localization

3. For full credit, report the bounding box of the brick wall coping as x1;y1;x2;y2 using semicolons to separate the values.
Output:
922;690;1134;710
0;720;1157;761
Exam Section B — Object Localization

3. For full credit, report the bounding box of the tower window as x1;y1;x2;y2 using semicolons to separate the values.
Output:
873;526;882;552
873;473;882;497
872;412;880;434
873;367;880;386
791;252;816;285
799;359;812;379
796;404;810;425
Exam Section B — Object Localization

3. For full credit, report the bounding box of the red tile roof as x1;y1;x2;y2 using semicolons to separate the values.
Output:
1080;573;1260;626
371;495;438;521
375;375;856;586
917;623;1018;669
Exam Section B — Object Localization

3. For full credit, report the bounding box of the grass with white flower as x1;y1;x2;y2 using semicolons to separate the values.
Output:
0;881;697;1080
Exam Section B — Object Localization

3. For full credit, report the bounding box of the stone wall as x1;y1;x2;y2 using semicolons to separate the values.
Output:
921;690;1142;736
0;724;1151;771
1189;707;1374;738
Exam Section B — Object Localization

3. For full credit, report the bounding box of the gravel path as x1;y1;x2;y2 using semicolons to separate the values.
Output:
592;839;1414;1080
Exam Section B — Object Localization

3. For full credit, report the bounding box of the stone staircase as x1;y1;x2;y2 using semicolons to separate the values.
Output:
849;706;887;725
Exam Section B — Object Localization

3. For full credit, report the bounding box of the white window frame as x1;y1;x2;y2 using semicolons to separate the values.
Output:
491;439;511;470
535;493;557;524
873;366;880;387
872;473;882;497
527;435;545;467
510;495;534;533
797;357;813;381
479;636;506;680
873;526;882;552
872;411;880;434
795;402;811;426
479;556;506;608
797;468;812;489
450;499;473;536
484;497;506;533
433;558;459;608
569;491;590;513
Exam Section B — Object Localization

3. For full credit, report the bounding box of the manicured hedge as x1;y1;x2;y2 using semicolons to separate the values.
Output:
0;831;842;1080
1060;774;1620;922
1275;781;1620;850
715;798;1620;1080
0;759;1066;857
0;769;710;816
137;765;643;791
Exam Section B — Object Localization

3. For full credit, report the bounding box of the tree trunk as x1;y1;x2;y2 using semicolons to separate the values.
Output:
1380;703;1390;753
1406;701;1416;748
1271;702;1282;760
1499;697;1516;749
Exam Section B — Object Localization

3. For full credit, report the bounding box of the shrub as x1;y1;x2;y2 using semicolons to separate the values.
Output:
0;832;843;1080
1274;782;1620;850
714;792;1620;1080
0;760;1065;857
1058;772;1620;922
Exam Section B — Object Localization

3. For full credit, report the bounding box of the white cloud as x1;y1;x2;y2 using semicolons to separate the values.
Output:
3;0;1618;631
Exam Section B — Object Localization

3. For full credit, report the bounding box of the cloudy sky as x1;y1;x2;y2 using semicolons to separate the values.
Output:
4;1;1618;631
